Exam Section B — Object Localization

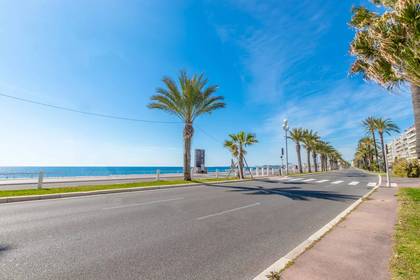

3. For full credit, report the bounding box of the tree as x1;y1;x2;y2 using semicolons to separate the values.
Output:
374;118;400;171
148;71;225;180
224;132;258;179
362;116;380;166
354;136;377;170
349;0;420;158
289;128;305;173
302;129;319;173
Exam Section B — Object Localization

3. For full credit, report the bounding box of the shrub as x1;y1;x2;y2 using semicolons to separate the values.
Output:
266;271;281;280
393;159;420;178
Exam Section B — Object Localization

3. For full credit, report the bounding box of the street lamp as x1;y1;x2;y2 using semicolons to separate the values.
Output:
282;119;289;176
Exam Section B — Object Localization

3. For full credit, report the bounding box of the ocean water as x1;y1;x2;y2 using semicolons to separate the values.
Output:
0;166;230;179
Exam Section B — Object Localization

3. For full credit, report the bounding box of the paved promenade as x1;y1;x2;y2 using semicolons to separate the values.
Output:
281;186;397;280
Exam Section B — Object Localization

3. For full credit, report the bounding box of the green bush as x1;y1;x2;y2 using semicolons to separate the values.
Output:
393;159;420;178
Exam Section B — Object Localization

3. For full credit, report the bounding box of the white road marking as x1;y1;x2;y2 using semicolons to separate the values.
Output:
348;181;360;186
103;197;184;210
331;180;344;184
302;178;316;182
391;183;398;187
288;178;302;181
315;179;329;183
367;182;376;187
196;202;261;221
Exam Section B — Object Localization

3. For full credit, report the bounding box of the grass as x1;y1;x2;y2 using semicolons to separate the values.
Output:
391;187;420;280
0;177;237;198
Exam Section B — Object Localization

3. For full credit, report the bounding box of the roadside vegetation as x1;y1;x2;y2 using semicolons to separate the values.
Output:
354;117;400;173
148;71;225;181
391;187;420;280
0;177;236;198
349;0;420;153
224;131;258;179
288;127;348;174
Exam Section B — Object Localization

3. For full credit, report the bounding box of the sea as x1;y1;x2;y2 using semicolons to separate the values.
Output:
0;166;230;179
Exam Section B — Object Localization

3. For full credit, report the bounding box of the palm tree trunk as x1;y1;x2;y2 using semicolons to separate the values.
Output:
379;132;386;172
307;149;312;173
411;84;420;159
313;152;318;172
238;145;244;179
371;131;379;167
296;144;303;173
183;123;193;181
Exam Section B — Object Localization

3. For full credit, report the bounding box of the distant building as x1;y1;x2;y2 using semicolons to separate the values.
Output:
387;126;417;164
194;149;207;173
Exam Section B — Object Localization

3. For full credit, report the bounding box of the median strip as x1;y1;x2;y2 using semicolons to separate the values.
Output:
0;178;241;204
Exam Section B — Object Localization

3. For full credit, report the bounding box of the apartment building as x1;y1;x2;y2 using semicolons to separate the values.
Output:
387;126;417;164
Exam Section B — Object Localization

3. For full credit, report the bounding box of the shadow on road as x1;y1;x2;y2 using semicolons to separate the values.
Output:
0;245;12;256
202;182;360;202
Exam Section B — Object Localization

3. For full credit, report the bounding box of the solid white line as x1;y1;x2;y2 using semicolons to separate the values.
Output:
103;197;184;210
196;202;261;221
315;179;329;183
302;178;315;182
331;180;344;184
367;182;376;187
348;181;360;186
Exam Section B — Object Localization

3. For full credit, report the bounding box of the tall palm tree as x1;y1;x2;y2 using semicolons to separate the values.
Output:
224;132;258;179
362;117;380;166
289;128;305;173
148;71;225;180
350;1;420;158
302;129;319;173
355;137;376;171
374;118;400;171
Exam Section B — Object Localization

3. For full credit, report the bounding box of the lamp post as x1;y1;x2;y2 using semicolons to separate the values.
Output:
282;119;289;176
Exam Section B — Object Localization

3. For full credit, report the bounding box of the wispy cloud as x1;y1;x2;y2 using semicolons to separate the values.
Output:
262;80;412;160
211;0;337;103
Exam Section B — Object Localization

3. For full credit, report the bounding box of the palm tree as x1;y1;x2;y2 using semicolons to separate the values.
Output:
355;137;376;171
374;118;400;171
362;117;380;166
224;132;258;179
289;128;305;173
349;1;420;158
302;129;319;173
148;71;225;180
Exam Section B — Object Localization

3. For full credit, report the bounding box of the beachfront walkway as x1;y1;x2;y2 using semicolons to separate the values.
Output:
281;186;397;280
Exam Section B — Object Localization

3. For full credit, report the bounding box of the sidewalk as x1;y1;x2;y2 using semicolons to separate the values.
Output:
280;186;397;280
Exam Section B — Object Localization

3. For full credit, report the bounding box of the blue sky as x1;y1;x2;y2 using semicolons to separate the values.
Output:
0;0;413;166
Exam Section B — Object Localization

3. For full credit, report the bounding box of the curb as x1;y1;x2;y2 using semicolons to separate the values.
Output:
0;178;254;204
252;173;382;280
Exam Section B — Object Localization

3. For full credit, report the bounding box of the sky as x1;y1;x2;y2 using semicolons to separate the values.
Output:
0;0;413;167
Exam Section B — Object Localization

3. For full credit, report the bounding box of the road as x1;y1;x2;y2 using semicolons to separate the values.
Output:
0;168;378;280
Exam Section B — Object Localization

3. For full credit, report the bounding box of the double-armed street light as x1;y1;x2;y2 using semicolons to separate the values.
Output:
282;119;289;175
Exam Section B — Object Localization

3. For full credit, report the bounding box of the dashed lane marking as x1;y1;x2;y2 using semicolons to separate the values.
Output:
288;178;303;181
331;180;344;184
315;180;329;183
367;182;376;187
302;178;316;182
348;181;360;186
102;197;185;210
196;202;261;221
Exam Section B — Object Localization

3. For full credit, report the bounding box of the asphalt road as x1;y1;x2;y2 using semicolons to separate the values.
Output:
0;168;378;280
